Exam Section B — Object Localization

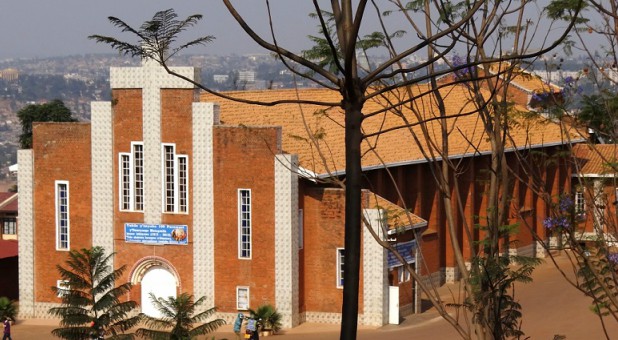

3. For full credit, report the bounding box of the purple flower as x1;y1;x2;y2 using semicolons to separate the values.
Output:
543;216;571;231
608;253;618;265
543;217;556;230
558;195;573;213
452;55;471;79
564;76;574;84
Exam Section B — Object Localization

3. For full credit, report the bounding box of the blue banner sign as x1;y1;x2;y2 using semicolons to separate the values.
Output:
125;223;188;245
387;240;416;268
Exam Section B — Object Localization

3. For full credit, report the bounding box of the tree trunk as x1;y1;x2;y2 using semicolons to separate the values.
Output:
340;81;364;340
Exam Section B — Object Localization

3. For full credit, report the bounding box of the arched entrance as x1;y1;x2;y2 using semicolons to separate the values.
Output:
140;266;177;317
129;256;181;318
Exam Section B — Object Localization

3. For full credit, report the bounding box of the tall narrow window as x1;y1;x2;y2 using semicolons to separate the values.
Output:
118;142;144;212
161;144;189;214
133;143;144;211
238;189;251;259
337;248;345;288
120;154;131;210
178;155;188;213
164;145;175;212
56;181;69;250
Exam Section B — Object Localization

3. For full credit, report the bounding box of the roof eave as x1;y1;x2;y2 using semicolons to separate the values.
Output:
314;138;585;179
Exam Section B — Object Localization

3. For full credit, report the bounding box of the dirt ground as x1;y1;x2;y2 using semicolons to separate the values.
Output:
11;252;617;339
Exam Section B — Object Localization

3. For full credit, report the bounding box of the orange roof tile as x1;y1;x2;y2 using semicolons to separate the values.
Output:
488;63;561;94
573;144;618;175
201;84;582;176
364;191;427;232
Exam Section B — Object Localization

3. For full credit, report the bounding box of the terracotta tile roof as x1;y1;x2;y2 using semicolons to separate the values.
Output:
201;84;581;176
572;144;618;175
0;192;17;212
364;191;427;232
488;63;561;94
361;189;435;236
0;240;17;259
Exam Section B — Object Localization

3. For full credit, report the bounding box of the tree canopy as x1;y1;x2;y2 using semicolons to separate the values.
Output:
17;99;76;149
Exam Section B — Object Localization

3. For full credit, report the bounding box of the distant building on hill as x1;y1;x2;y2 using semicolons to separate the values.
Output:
0;68;18;82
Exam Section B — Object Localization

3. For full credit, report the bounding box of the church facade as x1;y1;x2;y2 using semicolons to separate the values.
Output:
18;58;580;329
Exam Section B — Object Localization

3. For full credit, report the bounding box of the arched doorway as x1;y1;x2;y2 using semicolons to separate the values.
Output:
140;266;177;317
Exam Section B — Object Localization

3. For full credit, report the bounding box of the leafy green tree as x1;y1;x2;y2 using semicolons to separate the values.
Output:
577;92;618;143
48;247;140;340
0;297;17;322
136;293;225;340
16;99;76;149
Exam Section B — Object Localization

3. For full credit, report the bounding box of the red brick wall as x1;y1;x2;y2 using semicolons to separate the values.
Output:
213;126;280;312
32;123;92;302
112;88;195;300
300;187;364;314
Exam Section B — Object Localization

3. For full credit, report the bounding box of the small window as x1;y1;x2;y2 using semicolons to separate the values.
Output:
56;280;70;297
575;191;585;214
398;266;411;283
2;218;16;235
337;248;345;288
238;189;252;259
236;286;250;310
55;181;70;251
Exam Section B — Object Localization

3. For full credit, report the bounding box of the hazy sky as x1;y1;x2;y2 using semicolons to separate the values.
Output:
0;1;322;59
0;1;603;61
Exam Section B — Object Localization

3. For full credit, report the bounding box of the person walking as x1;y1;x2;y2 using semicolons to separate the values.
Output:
3;317;11;340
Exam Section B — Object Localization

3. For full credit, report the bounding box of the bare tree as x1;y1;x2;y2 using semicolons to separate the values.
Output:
90;2;582;339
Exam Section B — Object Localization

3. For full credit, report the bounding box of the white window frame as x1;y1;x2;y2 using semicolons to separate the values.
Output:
118;142;144;212
236;286;250;310
238;189;252;259
161;143;189;214
133;142;144;211
177;155;188;213
56;280;70;297
163;144;176;213
119;152;132;211
397;266;411;283
575;191;585;214
55;180;70;251
337;248;345;289
2;218;16;235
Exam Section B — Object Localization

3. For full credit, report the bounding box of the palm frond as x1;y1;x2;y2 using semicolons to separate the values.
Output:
90;8;214;64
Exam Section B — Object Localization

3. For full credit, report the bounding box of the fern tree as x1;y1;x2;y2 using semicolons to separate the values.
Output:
48;247;140;340
88;8;214;64
136;293;225;340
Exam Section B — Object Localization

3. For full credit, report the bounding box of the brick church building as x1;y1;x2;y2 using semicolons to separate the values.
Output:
18;58;581;328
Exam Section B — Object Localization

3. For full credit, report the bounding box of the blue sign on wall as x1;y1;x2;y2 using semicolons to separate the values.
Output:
387;240;416;268
124;223;188;245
